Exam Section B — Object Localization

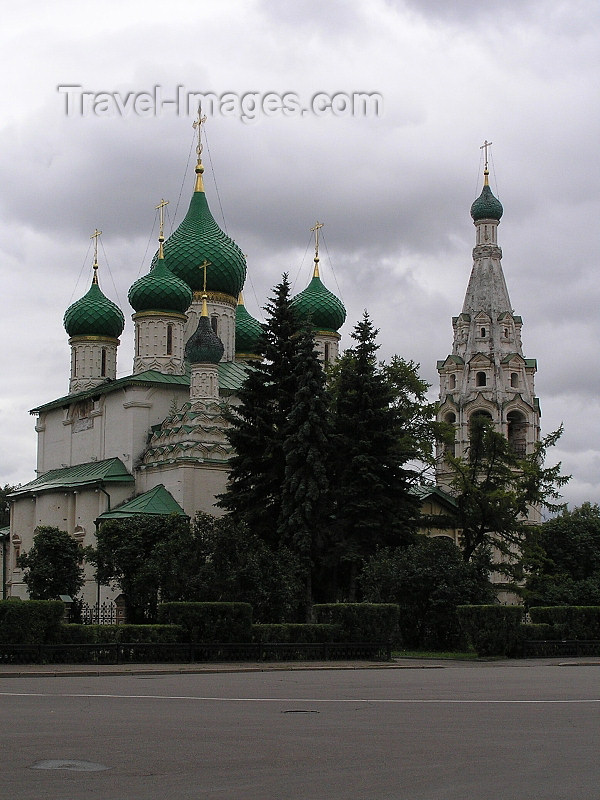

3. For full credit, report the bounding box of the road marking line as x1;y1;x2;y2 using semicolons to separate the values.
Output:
1;692;600;704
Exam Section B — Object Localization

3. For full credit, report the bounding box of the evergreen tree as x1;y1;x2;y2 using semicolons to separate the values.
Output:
328;312;420;599
441;416;569;568
219;275;301;545
277;323;333;619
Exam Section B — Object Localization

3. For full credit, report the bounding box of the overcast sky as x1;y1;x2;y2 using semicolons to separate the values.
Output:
1;0;599;508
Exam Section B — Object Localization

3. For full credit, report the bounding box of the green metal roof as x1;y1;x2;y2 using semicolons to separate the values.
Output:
31;361;250;414
291;273;346;333
9;458;134;497
64;278;125;338
235;301;263;356
156;189;246;297
96;484;187;521
129;255;192;315
470;183;503;222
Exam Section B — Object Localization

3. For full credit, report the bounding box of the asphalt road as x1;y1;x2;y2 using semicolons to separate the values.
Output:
1;662;599;800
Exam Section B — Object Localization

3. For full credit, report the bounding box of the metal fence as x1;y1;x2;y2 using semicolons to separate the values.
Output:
79;601;117;625
0;641;392;665
523;639;600;658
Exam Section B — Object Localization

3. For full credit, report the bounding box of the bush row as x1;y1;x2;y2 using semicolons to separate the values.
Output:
0;599;64;645
1;601;400;646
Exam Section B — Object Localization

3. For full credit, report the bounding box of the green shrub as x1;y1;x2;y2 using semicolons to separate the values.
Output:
57;624;183;644
312;604;399;643
252;623;341;643
457;605;524;657
0;599;64;644
157;602;253;642
530;606;600;639
519;623;555;641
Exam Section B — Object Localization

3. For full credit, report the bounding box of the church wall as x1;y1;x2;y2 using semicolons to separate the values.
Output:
139;462;229;518
8;484;133;604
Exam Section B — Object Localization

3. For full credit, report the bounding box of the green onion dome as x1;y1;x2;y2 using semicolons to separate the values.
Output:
64;274;125;338
235;295;263;357
128;255;193;315
184;301;225;365
291;267;346;332
156;167;246;300
470;173;503;221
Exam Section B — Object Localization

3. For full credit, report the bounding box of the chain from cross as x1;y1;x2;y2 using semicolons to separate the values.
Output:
480;140;493;169
193;107;207;159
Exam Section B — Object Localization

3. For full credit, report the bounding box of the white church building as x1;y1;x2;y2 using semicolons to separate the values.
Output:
7;133;539;606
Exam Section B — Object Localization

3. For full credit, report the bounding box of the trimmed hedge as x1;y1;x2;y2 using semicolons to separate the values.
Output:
457;605;524;657
157;602;253;642
252;623;341;644
520;623;555;642
57;624;183;644
0;599;64;645
529;606;600;640
312;604;400;643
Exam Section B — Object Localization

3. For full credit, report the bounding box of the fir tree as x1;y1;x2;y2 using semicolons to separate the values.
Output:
329;312;420;599
277;322;332;619
219;275;301;545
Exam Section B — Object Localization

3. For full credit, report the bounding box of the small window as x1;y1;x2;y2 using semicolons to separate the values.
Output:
480;327;486;338
324;343;330;363
476;371;487;387
448;374;456;390
504;328;509;338
211;316;218;335
511;372;518;388
166;324;173;356
101;348;107;377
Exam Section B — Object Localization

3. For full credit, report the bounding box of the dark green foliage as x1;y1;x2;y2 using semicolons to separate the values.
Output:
443;418;568;568
57;624;183;644
169;513;303;623
219;275;302;545
457;604;524;657
313;603;400;643
157;602;253;642
523;503;600;606
87;514;192;623
0;484;17;527
328;314;426;598
520;623;555;641
0;599;64;644
360;537;494;649
252;623;341;643
17;526;84;600
277;322;332;619
529;606;600;640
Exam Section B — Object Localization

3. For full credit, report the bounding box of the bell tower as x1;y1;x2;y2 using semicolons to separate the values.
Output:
436;144;540;488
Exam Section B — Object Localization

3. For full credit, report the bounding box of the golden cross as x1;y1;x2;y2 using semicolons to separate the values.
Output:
155;198;169;239
193;106;207;160
199;259;211;293
90;228;102;272
480;140;493;170
310;220;324;259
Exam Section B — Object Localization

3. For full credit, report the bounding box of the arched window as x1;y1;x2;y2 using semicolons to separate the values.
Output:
324;342;330;363
166;324;173;356
448;374;456;390
476;371;487;387
442;412;456;458
211;316;218;335
480;327;486;337
510;372;518;388
101;348;107;377
507;410;527;456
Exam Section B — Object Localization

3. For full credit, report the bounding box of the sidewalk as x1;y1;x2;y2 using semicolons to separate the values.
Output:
1;656;599;678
